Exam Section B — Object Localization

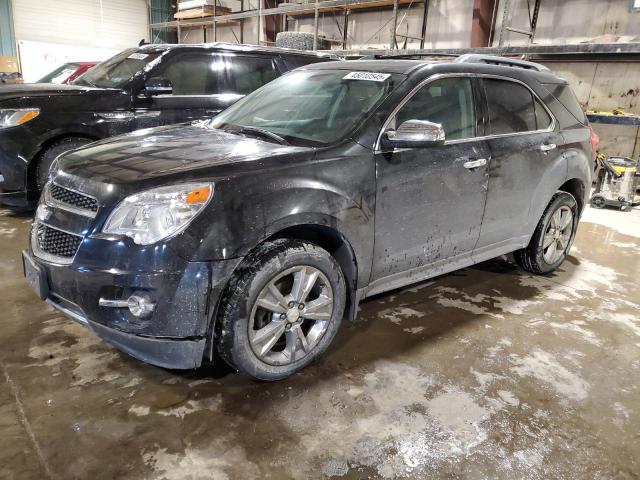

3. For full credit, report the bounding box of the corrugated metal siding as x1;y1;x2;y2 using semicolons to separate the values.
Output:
11;0;148;49
0;0;16;55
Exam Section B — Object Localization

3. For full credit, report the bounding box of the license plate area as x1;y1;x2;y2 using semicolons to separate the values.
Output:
22;251;49;300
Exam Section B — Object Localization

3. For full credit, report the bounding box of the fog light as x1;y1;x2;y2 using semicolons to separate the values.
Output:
99;291;156;318
127;292;156;318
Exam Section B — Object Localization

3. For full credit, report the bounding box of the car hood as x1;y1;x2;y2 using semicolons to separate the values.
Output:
58;122;313;186
0;83;113;102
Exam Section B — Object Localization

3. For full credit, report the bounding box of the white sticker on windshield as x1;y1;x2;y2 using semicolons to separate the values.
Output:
343;71;391;82
128;53;149;60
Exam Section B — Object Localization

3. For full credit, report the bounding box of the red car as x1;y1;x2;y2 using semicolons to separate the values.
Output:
36;62;97;84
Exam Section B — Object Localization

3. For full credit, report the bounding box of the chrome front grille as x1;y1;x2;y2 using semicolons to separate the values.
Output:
32;223;83;264
46;183;98;217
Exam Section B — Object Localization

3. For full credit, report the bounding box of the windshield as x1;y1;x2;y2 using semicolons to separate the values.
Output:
73;49;162;88
210;69;403;147
37;63;80;84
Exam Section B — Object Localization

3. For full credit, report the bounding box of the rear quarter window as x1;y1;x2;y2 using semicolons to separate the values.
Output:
542;83;587;124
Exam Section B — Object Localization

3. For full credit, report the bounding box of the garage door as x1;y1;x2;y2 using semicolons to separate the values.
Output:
12;0;148;81
11;0;148;49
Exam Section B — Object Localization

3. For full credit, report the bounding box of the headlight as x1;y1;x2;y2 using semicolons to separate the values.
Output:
102;183;214;245
0;108;40;129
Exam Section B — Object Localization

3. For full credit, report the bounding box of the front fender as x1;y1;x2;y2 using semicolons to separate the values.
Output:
186;146;376;286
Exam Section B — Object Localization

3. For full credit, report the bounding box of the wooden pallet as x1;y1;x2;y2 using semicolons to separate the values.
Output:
175;5;232;19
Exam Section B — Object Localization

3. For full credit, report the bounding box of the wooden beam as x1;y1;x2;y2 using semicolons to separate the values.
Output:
471;0;497;48
284;0;417;17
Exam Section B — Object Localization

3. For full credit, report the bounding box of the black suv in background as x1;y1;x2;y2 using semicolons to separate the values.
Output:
23;55;593;380
0;43;336;208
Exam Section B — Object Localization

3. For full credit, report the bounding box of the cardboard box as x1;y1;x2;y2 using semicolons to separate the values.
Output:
0;56;20;74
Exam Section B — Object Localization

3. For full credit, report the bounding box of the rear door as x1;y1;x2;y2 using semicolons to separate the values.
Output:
371;76;490;287
474;77;561;257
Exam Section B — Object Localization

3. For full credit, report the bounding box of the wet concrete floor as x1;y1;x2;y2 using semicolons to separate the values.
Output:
1;205;639;480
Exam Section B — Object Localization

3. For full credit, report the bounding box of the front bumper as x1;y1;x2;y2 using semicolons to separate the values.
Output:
47;296;206;369
23;248;242;370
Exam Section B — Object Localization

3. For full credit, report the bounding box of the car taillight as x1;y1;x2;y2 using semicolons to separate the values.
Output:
590;128;599;160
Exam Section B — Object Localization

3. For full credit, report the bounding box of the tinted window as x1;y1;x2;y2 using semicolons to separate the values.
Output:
542;83;587;124
155;53;278;96
227;56;278;95
395;77;475;141
484;79;539;134
155;52;218;95
534;99;552;130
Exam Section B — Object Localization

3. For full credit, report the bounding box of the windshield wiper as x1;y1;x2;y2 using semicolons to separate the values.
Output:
235;125;290;146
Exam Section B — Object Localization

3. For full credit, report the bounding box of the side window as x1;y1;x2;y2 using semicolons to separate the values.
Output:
394;77;476;141
154;52;221;95
534;99;552;130
225;56;279;95
483;79;539;135
542;83;586;124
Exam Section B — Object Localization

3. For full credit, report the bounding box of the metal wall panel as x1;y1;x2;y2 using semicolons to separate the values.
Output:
11;0;148;49
0;0;16;56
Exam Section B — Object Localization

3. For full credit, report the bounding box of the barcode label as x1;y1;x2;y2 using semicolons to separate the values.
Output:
343;71;391;82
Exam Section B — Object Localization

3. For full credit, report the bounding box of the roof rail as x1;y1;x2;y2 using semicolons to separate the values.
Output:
360;53;459;60
455;54;550;72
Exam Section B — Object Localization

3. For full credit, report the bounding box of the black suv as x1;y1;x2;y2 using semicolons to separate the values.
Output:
23;55;593;380
0;43;336;208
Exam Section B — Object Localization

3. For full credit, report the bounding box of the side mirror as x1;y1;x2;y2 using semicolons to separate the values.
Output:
381;119;445;149
144;77;172;97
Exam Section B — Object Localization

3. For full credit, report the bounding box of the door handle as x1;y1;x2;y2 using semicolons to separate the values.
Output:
463;158;487;169
540;143;557;152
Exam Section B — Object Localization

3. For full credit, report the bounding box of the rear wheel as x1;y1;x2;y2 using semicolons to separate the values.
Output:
515;192;578;274
36;137;92;191
216;239;346;381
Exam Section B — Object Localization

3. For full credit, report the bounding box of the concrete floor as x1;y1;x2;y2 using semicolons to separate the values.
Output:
1;204;639;480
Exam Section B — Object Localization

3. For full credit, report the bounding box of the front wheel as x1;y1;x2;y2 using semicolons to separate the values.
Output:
36;137;92;190
515;192;578;274
216;239;346;381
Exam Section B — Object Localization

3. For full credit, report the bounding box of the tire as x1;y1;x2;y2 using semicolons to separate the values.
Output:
216;239;346;381
36;138;92;190
515;191;579;274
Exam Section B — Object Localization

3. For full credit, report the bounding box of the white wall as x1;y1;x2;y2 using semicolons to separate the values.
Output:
494;0;640;46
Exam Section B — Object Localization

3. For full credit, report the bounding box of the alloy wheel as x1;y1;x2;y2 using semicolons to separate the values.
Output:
249;265;334;366
542;205;573;264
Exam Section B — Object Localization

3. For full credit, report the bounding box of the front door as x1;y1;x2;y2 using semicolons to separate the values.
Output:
371;76;490;290
132;52;280;129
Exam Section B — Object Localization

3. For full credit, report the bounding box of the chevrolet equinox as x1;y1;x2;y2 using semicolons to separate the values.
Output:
23;55;594;380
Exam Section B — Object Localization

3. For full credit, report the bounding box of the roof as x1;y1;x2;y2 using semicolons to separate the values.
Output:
304;59;428;74
138;42;340;59
304;57;566;83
